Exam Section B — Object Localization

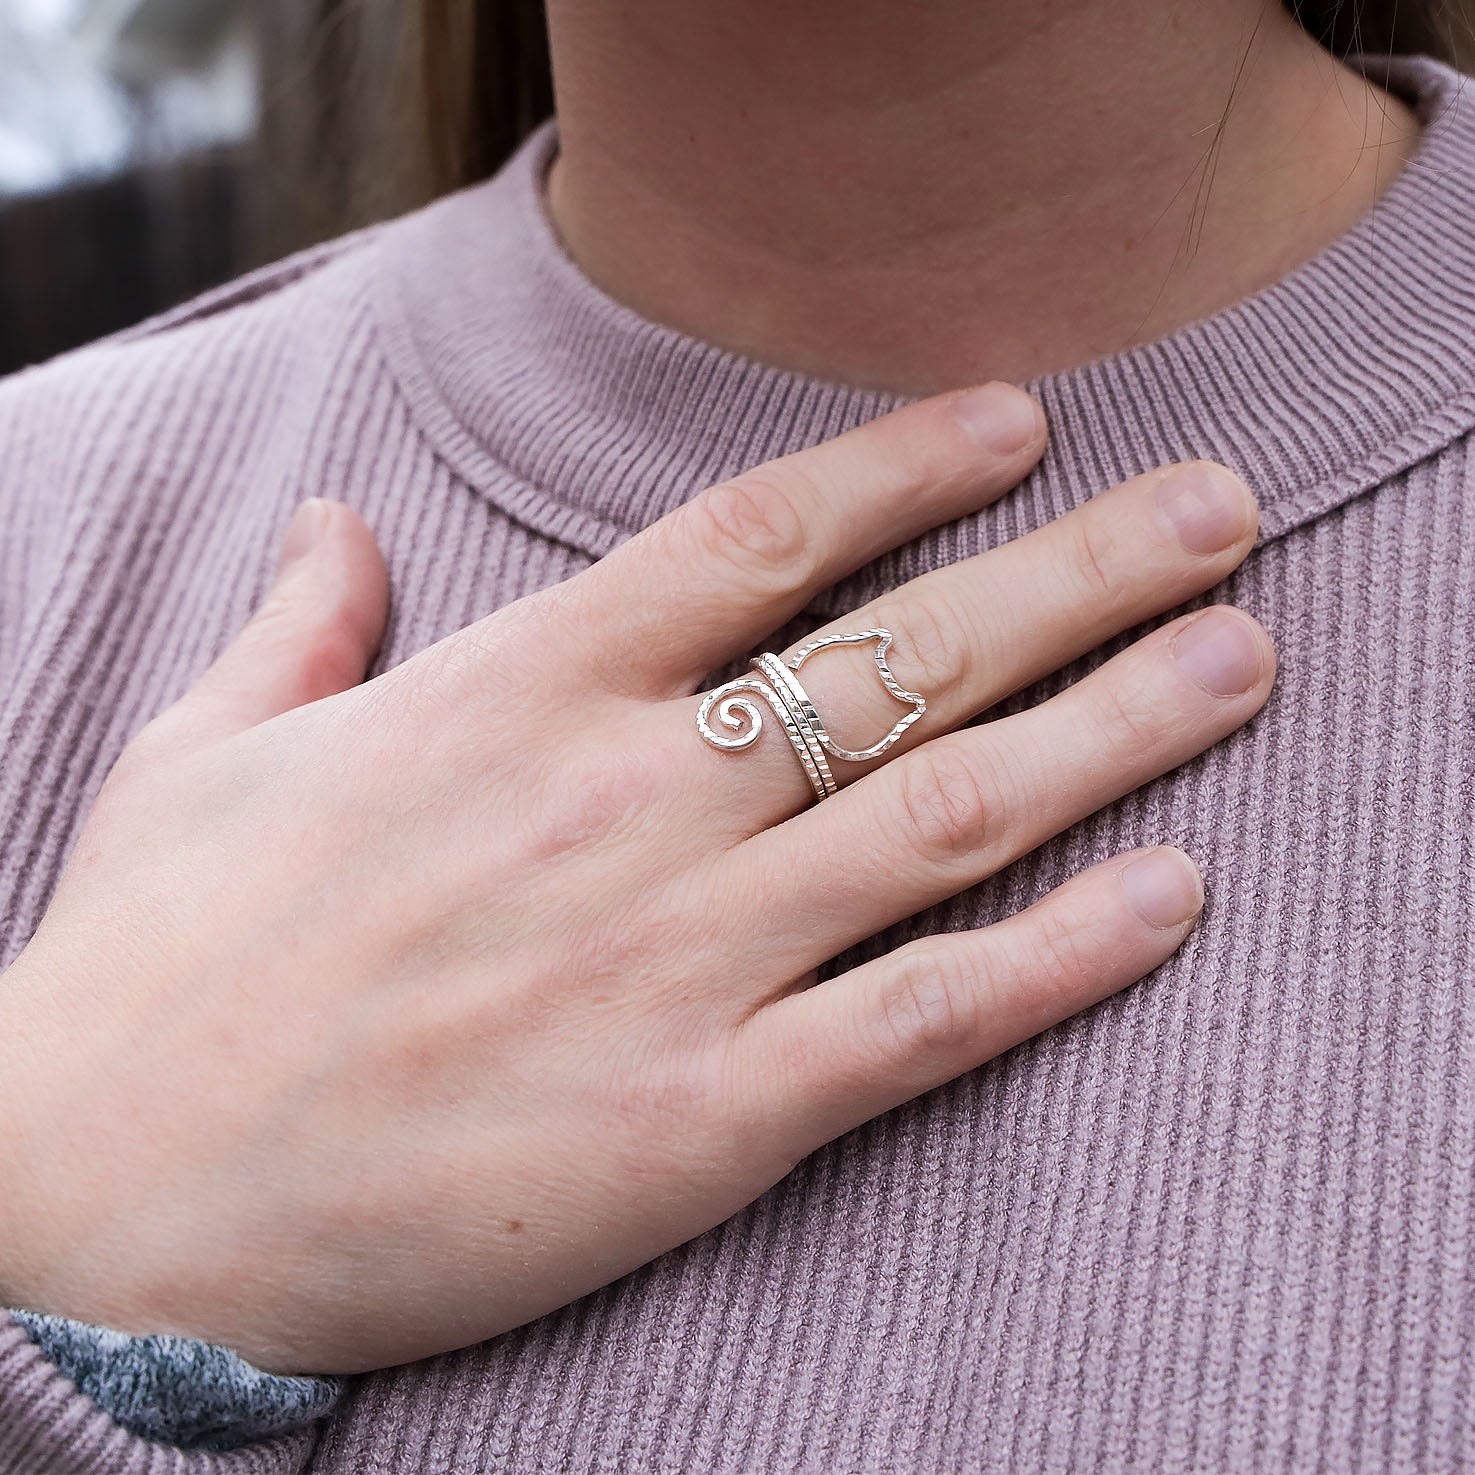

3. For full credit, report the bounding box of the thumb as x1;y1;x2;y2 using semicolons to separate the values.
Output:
145;499;390;752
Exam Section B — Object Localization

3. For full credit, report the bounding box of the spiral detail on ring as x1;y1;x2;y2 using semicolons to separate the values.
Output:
696;677;778;751
695;627;921;804
697;673;835;800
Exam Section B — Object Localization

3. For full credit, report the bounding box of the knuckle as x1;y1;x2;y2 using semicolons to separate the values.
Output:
1066;513;1124;607
874;585;969;694
867;417;956;498
891;745;994;867
875;942;981;1061
690;467;820;590
1094;669;1167;753
1022;906;1099;1011
524;742;663;866
594;1038;736;1186
617;1059;717;1146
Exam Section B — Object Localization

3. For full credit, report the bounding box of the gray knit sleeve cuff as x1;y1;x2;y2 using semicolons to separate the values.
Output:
9;1308;343;1452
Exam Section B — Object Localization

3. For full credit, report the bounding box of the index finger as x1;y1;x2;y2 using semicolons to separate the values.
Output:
560;382;1046;699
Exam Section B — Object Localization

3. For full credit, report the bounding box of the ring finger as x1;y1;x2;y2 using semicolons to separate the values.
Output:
687;458;1258;834
729;601;1275;991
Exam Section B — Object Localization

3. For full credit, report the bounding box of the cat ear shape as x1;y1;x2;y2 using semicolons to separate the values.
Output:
785;628;927;764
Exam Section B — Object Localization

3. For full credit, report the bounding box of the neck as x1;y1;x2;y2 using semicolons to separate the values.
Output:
541;1;1419;396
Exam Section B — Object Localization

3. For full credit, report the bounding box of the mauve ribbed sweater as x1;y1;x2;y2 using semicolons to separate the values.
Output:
4;48;1475;1475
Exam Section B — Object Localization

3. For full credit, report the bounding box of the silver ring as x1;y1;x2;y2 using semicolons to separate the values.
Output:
695;627;927;803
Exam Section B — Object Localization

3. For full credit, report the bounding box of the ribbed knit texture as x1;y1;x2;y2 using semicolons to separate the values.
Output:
0;1323;314;1474
8;1312;341;1452
2;48;1474;1475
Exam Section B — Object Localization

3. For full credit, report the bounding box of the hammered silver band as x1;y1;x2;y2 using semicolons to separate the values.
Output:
695;628;927;803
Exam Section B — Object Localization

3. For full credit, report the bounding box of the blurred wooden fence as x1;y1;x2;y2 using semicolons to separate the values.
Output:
0;149;246;375
0;0;343;377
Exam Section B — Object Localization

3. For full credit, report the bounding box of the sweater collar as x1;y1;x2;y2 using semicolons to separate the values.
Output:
372;52;1475;593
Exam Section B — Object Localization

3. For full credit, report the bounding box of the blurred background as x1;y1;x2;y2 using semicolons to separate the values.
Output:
2;0;292;373
0;0;553;376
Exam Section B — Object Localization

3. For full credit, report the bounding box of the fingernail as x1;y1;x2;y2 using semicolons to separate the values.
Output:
953;383;1042;455
1171;609;1264;696
279;500;330;571
1120;847;1204;929
1154;462;1253;555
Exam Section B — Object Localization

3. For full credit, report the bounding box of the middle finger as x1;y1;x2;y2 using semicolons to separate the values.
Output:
687;458;1258;836
729;601;1275;988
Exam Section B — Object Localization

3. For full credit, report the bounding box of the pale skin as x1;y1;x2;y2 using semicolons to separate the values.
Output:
0;388;1272;1376
545;0;1419;391
0;0;1421;1379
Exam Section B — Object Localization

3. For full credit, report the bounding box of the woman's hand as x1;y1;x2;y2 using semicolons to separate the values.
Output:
0;383;1273;1375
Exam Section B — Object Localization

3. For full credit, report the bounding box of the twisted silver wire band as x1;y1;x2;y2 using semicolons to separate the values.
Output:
695;627;926;803
749;652;837;798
